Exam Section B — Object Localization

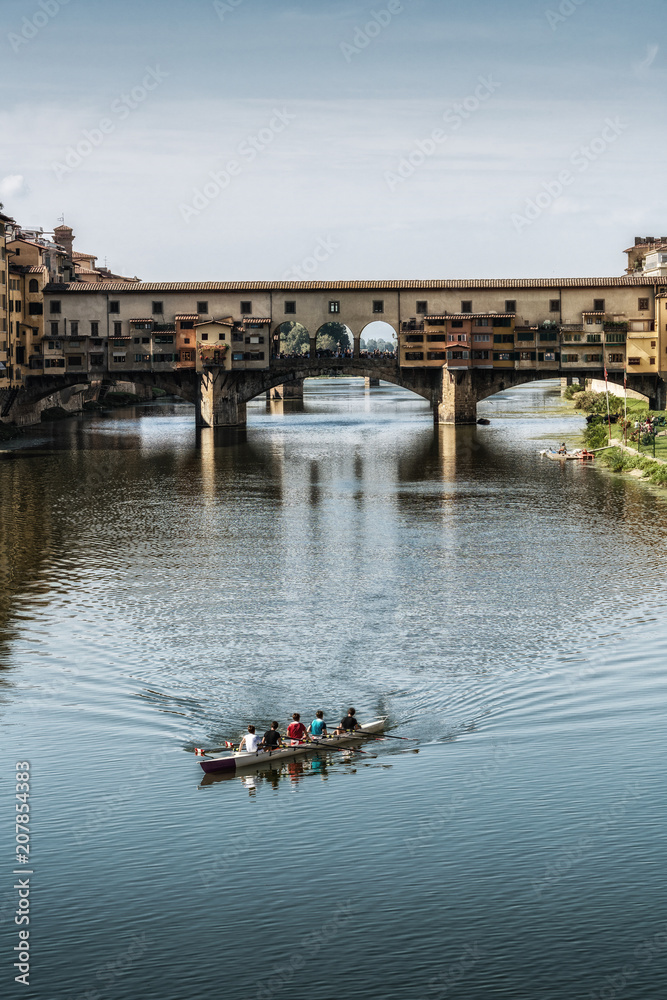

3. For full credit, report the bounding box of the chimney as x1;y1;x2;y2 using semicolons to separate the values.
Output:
54;224;74;257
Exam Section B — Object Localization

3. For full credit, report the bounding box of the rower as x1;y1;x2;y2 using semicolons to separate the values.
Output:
287;712;307;745
259;721;283;752
238;725;261;753
308;710;327;738
335;707;361;735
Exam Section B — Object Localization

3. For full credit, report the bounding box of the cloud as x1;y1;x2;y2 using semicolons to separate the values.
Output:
0;174;30;199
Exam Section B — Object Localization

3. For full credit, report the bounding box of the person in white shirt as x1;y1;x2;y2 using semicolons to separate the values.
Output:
238;725;262;753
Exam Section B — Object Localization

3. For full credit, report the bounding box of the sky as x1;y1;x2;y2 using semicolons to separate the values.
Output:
1;0;665;282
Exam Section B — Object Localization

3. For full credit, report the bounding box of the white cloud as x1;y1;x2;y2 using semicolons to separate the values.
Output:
0;173;30;199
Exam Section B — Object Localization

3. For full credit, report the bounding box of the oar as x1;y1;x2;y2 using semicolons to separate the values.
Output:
335;730;416;742
294;736;376;757
194;742;237;756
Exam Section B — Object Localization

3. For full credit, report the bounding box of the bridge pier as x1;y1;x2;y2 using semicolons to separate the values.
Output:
365;377;380;388
436;369;478;425
196;371;247;428
272;379;304;400
353;335;361;360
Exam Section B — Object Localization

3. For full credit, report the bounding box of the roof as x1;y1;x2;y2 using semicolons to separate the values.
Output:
241;317;271;324
44;276;667;293
175;314;199;320
72;251;96;260
27;265;47;274
426;313;516;321
129;318;153;323
195;318;233;327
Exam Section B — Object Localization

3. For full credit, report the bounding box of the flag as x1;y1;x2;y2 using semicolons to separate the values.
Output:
624;369;627;389
604;366;608;382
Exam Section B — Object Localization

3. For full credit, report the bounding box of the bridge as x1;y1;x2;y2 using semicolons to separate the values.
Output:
3;357;665;428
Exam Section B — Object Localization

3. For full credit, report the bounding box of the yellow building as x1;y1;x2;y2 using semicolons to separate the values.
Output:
0;211;13;385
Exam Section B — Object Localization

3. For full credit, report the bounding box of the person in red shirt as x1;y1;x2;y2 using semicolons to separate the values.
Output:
286;713;307;745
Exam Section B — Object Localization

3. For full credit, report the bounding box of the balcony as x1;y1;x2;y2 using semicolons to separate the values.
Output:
401;320;424;332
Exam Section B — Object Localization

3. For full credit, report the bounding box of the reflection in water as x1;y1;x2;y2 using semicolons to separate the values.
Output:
2;381;667;1000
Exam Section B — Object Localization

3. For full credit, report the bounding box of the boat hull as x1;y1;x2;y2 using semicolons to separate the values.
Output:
199;718;387;774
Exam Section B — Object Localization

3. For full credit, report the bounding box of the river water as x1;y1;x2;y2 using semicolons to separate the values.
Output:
1;379;666;1000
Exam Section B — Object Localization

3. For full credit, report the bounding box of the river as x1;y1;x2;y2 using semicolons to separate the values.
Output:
1;378;666;1000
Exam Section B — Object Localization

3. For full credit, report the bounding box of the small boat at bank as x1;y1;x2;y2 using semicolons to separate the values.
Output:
198;718;387;774
541;449;594;462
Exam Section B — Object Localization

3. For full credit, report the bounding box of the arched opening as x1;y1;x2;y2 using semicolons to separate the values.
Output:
315;322;353;356
360;321;397;358
28;278;39;293
275;321;310;358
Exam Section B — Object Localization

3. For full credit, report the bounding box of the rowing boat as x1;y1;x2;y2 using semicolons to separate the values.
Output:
198;718;387;774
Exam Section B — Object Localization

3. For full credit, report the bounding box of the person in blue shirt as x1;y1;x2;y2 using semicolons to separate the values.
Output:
308;710;327;738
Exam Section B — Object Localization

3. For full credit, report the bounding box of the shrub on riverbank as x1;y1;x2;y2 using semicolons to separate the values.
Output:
598;447;667;485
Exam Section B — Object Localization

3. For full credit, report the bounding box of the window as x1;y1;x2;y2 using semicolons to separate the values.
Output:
544;352;556;362
416;301;428;314
461;301;472;313
426;334;445;342
563;354;580;362
112;354;127;363
134;337;140;344
245;336;265;345
179;320;194;329
29;279;39;293
284;301;296;315
638;298;649;311
405;335;424;343
114;322;122;337
90;338;102;347
540;332;557;342
472;350;490;360
606;333;626;344
593;299;605;312
493;317;512;328
451;320;464;329
586;334;601;343
329;301;340;314
200;333;209;341
67;355;83;366
90;354;104;367
184;338;191;344
50;322;59;336
197;301;208;314
50;300;61;314
155;335;174;344
650;357;656;365
70;321;79;336
28;302;42;315
505;300;516;313
495;352;512;361
153;353;176;363
240;301;252;315
405;352;424;361
246;352;265;361
181;350;194;362
475;319;490;327
141;337;150;344
152;301;163;314
109;301;120;314
372;300;384;314
550;299;560;312
473;334;490;343
585;354;602;363
449;351;469;360
651;340;656;348
91;321;99;336
427;352;447;360
608;354;624;363
112;340;126;348
520;352;534;361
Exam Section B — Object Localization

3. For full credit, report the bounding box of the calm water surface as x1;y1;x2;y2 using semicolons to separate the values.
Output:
1;379;666;1000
